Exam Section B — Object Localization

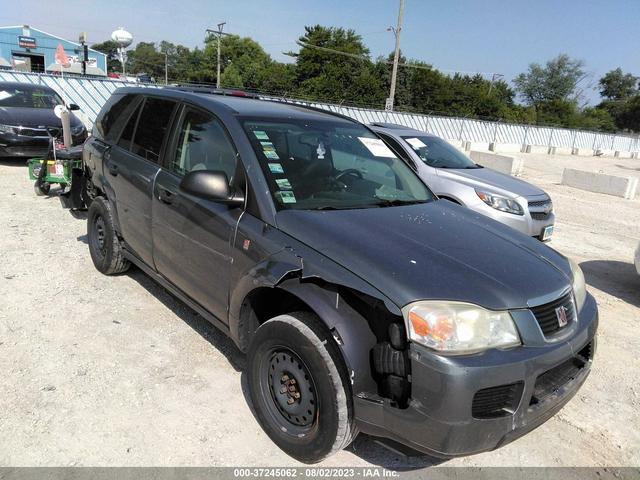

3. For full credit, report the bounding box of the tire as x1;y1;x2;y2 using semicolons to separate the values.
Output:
34;182;50;196
247;312;356;463
87;197;130;275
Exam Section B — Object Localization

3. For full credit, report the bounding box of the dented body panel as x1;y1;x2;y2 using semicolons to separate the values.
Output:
84;87;598;459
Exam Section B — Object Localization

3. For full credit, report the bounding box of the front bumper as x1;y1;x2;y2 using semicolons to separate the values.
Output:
0;132;87;158
355;293;598;457
470;199;555;240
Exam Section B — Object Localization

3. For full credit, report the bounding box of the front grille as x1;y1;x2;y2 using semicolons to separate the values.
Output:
530;346;590;405
16;126;59;137
530;292;576;336
531;211;552;221
528;198;550;208
472;382;523;419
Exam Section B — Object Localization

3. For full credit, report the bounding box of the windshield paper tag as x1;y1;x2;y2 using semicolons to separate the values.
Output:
276;191;297;203
358;137;396;158
253;130;269;140
268;163;284;174
405;137;427;149
275;178;292;190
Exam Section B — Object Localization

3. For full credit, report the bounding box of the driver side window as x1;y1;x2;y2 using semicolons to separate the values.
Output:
171;108;238;184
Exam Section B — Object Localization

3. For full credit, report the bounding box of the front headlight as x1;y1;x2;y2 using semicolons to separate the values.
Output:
568;257;587;312
71;125;86;135
0;124;17;134
402;301;521;354
476;190;524;215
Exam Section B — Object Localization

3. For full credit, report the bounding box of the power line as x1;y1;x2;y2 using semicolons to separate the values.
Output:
294;41;502;78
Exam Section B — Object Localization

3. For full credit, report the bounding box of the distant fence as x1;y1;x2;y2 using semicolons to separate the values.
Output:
2;70;639;154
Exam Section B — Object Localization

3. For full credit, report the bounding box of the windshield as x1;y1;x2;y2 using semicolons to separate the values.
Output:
0;86;64;109
401;135;479;169
242;119;434;210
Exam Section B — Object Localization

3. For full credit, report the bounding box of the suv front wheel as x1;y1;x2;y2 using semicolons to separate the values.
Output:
247;312;356;463
87;197;130;275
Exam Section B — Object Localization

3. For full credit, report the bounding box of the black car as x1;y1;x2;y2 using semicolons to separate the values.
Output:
0;81;87;157
83;86;598;463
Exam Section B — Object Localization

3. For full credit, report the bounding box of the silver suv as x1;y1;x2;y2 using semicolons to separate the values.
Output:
372;124;555;241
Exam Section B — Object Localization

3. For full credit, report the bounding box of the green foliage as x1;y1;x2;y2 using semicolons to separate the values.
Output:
599;68;638;100
514;54;585;106
90;40;120;73
90;31;638;133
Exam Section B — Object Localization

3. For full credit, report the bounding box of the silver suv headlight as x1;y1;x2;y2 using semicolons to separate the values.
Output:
475;190;524;215
402;301;521;354
568;257;587;312
0;124;17;134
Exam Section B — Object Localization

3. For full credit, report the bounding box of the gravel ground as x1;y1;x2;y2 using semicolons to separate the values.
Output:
0;153;638;468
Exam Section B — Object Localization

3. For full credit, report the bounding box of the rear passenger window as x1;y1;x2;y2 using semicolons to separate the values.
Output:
117;102;141;151
97;94;136;140
170;108;238;184
130;97;176;163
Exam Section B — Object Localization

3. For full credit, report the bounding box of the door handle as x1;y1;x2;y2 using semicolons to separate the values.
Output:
157;187;175;204
108;164;119;176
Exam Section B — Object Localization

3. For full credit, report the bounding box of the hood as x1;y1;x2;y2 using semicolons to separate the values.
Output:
276;201;570;310
437;166;547;199
0;107;82;128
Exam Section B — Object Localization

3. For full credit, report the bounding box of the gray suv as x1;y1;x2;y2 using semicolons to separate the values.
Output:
372;124;555;241
82;86;597;463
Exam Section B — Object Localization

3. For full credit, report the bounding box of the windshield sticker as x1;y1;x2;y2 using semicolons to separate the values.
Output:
405;137;427;149
253;130;270;140
358;137;396;158
275;178;292;190
316;142;326;159
261;142;280;160
276;191;297;203
268;163;284;174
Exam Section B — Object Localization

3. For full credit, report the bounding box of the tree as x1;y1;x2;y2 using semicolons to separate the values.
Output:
599;68;638;100
126;42;167;79
291;25;380;103
91;40;121;73
616;95;640;132
514;54;586;106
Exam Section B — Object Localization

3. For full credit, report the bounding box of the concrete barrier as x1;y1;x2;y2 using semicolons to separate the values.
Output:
490;143;523;154
466;142;491;152
561;168;638;200
572;148;594;156
469;151;524;176
551;147;573;155
524;145;552;154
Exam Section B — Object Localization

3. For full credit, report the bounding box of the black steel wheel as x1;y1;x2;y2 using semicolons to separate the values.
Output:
87;197;130;275
263;348;318;432
248;312;356;463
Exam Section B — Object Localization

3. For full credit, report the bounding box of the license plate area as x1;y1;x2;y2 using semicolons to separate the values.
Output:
542;225;554;241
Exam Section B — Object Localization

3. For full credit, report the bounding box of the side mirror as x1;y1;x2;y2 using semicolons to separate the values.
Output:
68;103;80;111
179;170;244;207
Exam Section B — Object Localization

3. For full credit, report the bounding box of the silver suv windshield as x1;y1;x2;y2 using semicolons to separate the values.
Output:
242;119;434;210
401;135;480;169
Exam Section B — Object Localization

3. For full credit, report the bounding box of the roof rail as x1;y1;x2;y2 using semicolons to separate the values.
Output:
166;84;260;99
370;122;410;130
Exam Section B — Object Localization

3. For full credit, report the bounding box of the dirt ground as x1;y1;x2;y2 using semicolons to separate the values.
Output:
0;152;638;469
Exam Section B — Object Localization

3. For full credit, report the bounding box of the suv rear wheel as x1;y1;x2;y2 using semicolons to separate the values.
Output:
247;312;356;463
87;197;130;275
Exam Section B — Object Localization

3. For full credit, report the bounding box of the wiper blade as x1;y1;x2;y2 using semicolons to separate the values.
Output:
374;199;429;207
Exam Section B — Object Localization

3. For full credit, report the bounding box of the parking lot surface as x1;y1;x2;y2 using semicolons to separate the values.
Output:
0;153;638;468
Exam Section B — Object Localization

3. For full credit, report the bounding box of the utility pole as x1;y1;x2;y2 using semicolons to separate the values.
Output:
206;22;228;89
386;0;405;111
164;51;168;85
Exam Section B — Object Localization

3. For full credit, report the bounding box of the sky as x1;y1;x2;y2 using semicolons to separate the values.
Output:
1;0;639;104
